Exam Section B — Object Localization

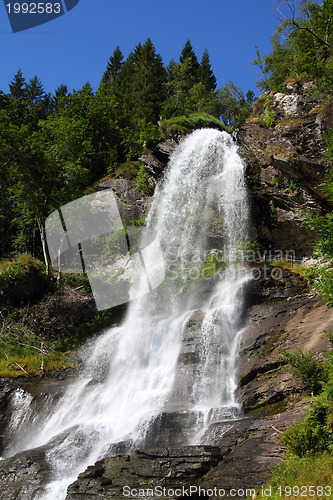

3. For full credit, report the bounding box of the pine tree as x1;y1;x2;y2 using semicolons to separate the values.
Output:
115;38;166;125
199;49;217;91
9;68;26;99
102;46;124;86
179;39;200;82
25;75;45;106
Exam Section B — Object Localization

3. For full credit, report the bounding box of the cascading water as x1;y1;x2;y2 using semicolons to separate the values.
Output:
3;129;251;499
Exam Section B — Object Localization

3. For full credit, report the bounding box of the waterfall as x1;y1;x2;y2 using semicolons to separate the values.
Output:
3;129;251;499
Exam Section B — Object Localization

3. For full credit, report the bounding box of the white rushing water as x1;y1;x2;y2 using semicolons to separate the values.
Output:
4;129;251;499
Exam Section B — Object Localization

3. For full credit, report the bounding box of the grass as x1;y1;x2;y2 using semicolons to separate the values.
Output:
160;112;228;134
255;455;333;499
0;351;73;378
266;259;310;279
114;160;143;180
0;253;128;378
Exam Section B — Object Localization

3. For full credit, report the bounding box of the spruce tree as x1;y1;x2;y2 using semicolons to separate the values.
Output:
9;68;26;99
52;84;69;112
179;39;200;82
102;46;124;86
25;76;45;106
199;49;217;91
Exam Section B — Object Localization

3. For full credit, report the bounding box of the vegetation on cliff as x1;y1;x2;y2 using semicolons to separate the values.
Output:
249;1;333;492
0;39;253;268
253;0;333;93
259;341;333;498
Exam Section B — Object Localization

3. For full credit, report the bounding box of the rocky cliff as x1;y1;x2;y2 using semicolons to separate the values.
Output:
0;90;332;499
239;86;333;256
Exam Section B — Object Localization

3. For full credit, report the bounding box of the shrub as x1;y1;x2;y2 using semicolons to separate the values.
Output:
136;165;154;195
283;349;329;395
0;254;48;305
283;375;333;456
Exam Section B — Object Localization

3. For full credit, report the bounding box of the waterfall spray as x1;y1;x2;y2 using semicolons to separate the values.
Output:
3;129;251;499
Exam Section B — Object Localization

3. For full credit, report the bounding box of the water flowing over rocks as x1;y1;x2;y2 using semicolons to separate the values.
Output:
1;106;332;498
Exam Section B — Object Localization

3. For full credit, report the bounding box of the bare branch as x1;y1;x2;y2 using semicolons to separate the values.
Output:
14;362;28;375
291;17;333;48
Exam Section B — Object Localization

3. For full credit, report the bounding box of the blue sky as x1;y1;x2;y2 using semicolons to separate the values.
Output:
0;0;282;97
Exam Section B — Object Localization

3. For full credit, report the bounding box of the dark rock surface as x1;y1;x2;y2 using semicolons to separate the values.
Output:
0;446;52;500
238;87;333;255
139;136;180;178
0;383;18;456
96;176;152;222
198;401;309;499
237;292;333;411
66;446;221;499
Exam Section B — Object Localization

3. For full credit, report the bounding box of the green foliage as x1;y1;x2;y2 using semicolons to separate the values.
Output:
261;93;276;127
317;267;333;307
271;174;285;187
0;254;48;305
161;112;227;134
283;349;329;394
61;272;91;293
202;252;226;278
261;340;333;497
101;45;124;86
284;180;299;193
217;80;254;129
283;374;333;456
253;0;333;92
199;49;217;92
265;455;333;499
136;165;153;195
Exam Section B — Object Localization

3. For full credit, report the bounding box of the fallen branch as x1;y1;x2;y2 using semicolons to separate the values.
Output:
272;425;283;434
14;362;28;375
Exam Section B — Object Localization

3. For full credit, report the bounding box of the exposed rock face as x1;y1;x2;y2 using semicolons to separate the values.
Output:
237;293;333;411
0;383;18;456
0;447;52;500
66;446;221;499
139;136;180;178
238;87;332;256
96;176;152;223
198;401;309;499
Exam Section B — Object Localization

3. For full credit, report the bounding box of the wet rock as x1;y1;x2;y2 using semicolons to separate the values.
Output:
139;137;179;178
199;402;309;499
66;446;221;499
0;447;52;500
0;383;17;456
246;266;309;306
